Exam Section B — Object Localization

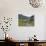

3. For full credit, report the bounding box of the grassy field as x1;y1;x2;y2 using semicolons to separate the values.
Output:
18;19;34;26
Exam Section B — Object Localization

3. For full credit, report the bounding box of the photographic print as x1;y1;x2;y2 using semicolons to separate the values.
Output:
18;14;34;26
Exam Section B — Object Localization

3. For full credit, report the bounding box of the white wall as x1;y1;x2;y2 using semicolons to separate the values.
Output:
0;0;46;40
44;16;46;40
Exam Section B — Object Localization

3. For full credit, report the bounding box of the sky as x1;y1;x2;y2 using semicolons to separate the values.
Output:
21;14;34;17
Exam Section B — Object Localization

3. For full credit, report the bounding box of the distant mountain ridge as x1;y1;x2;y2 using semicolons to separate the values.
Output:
18;14;29;19
18;14;34;20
